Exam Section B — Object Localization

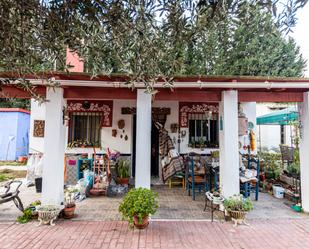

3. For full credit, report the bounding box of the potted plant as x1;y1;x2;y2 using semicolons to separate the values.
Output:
17;200;41;223
199;138;206;150
119;188;158;229
116;159;130;185
64;188;78;219
223;195;253;226
37;205;62;226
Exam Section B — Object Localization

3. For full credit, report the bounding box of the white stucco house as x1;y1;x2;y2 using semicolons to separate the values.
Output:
2;53;309;212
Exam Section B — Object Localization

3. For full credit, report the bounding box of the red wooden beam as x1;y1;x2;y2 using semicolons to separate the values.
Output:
155;89;221;102
64;87;137;100
0;86;46;99
238;92;303;102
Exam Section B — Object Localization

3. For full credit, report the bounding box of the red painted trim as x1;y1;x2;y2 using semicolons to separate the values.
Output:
1;71;309;83
155;89;221;101
238;92;303;102
67;100;113;127
178;102;219;127
64;87;136;100
0;108;30;114
0;86;46;99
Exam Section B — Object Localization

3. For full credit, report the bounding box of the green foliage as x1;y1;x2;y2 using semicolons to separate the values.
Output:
0;99;30;109
0;169;27;182
119;188;158;225
258;151;282;171
211;151;220;158
287;148;300;175
17;208;32;224
224;195;253;212
116;159;130;178
17;200;41;224
0;0;307;98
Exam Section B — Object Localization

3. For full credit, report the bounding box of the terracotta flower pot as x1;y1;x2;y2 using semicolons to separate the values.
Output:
117;177;130;185
64;204;76;219
133;215;149;229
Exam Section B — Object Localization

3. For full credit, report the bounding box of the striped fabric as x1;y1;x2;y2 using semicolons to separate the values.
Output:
158;126;184;182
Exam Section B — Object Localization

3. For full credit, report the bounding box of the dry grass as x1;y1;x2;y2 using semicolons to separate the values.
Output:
0;161;26;166
0;169;26;182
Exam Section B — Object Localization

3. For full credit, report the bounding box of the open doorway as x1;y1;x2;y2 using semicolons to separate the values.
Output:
132;113;167;178
151;122;160;176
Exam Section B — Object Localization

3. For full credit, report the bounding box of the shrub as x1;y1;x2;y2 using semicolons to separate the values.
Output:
119;188;158;225
224;195;253;212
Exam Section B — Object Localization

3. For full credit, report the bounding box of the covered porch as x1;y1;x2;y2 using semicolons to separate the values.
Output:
1;182;307;222
2;73;309;214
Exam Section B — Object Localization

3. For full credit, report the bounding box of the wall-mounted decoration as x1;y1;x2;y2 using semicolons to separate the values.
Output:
170;123;178;133
33;120;45;137
238;117;248;136
118;119;125;129
67;100;113;127
248;121;254;131
120;134;123;139
112;129;117;137
180;130;186;138
123;129;125;133
179;102;219;128
124;135;128;141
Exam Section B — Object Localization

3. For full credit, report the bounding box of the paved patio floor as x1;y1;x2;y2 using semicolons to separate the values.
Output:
1;181;307;222
1;219;309;249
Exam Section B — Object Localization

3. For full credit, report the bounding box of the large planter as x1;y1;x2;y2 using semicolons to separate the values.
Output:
228;210;248;227
117;177;130;185
133;215;149;229
229;210;246;220
64;204;76;219
37;205;61;226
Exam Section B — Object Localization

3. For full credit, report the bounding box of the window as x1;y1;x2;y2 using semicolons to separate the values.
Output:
68;112;102;147
188;113;219;148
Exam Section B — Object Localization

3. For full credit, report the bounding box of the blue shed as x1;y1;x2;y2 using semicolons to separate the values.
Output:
0;108;30;161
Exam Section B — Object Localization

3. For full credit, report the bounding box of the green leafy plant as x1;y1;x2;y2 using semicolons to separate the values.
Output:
211;151;220;158
287;148;300;176
17;208;33;224
258;151;282;179
199;138;206;149
224;195;253;212
116;159;130;178
17;200;41;224
119;188;158;226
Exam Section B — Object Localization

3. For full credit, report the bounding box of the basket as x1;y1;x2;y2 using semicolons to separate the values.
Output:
37;205;62;226
229;210;247;220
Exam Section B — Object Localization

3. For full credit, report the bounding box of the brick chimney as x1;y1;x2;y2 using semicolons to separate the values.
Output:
65;47;84;73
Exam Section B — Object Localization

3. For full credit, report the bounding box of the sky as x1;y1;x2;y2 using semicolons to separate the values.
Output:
293;4;309;77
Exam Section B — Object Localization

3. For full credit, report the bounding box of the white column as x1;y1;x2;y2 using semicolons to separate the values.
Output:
41;88;65;205
219;90;239;197
135;89;152;189
300;92;309;212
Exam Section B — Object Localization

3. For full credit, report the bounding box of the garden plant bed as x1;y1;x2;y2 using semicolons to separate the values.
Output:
0;161;27;166
0;169;27;182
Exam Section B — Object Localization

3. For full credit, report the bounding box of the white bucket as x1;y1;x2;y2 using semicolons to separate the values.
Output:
273;184;284;199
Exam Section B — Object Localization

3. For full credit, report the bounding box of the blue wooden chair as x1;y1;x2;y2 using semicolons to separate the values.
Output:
185;154;209;200
240;157;260;201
